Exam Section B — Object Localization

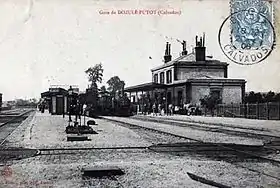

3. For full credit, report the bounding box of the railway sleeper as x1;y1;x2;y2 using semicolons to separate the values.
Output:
149;142;275;157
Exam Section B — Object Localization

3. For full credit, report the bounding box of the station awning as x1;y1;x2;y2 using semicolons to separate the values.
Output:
124;82;166;92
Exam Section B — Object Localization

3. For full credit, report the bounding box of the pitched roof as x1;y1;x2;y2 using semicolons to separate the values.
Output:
151;53;228;71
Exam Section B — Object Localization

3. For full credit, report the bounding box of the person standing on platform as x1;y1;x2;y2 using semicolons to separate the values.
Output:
152;103;156;116
161;107;165;116
82;103;87;126
143;103;147;115
158;104;161;116
168;104;171;116
41;102;45;113
170;104;174;116
69;103;75;122
75;101;82;124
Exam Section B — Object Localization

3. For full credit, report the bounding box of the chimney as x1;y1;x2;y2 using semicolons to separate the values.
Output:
164;42;172;63
181;40;188;55
195;33;206;62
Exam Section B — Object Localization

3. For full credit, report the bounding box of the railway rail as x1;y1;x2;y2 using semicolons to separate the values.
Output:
0;109;34;146
102;117;199;142
37;146;149;155
132;116;280;154
131;116;280;142
0;109;35;163
0;108;26;115
100;116;280;181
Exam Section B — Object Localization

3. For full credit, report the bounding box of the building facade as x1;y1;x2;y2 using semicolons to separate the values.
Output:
124;35;246;110
41;86;79;115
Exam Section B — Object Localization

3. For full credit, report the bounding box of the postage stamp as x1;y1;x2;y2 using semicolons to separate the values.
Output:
218;0;276;65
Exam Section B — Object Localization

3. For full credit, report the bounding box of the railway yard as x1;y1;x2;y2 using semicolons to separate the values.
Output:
0;109;280;188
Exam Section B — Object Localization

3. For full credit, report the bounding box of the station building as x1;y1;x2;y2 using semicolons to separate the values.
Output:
41;86;79;115
124;35;246;109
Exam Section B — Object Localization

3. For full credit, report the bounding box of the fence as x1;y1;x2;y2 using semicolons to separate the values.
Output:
211;102;280;120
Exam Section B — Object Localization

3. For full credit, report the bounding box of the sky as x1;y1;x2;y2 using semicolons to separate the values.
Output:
0;0;280;101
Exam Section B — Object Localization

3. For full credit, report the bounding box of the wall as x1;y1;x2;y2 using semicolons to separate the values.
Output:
222;86;242;104
177;67;225;80
191;85;210;105
173;86;189;105
191;84;242;105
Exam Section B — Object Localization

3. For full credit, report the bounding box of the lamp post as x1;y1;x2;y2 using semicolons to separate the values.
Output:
68;86;74;125
163;96;166;115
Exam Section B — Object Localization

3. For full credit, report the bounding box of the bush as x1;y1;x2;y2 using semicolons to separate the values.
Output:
200;93;222;116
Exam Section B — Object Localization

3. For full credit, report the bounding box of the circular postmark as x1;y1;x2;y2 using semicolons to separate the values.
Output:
218;9;276;65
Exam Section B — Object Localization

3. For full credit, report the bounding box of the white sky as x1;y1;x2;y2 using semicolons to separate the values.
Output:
0;0;280;101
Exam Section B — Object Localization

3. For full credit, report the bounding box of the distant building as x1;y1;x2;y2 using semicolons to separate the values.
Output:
124;35;246;109
41;86;79;115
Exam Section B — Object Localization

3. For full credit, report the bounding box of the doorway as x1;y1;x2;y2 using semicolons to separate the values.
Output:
167;92;172;105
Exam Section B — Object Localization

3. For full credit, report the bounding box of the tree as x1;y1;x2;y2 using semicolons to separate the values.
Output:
85;63;104;89
100;85;107;94
245;91;264;103
107;76;125;98
254;92;263;103
99;85;110;97
200;92;222;116
245;91;255;103
15;98;38;107
274;93;280;102
263;91;275;102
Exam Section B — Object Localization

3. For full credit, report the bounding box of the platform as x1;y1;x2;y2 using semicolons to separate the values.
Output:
5;110;150;149
1;110;279;187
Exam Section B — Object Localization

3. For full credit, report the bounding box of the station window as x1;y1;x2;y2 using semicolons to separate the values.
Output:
153;74;158;83
166;70;172;84
160;72;165;84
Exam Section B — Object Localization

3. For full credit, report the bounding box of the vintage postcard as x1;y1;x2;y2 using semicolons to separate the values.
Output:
0;0;280;187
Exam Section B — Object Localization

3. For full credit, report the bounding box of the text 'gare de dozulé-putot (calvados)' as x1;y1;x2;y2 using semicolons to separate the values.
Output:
99;9;182;16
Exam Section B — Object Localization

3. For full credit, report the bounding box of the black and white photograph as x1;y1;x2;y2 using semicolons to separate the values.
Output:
0;0;280;187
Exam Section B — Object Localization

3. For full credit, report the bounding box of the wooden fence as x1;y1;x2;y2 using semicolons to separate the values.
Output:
210;102;280;120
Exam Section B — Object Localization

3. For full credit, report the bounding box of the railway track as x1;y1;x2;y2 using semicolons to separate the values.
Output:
0;109;34;146
37;146;149;155
131;116;280;142
134;116;280;153
101;116;280;181
101;117;198;142
0;109;26;115
0;109;36;163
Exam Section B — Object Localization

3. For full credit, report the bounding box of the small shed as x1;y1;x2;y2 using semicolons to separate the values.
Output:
41;88;69;115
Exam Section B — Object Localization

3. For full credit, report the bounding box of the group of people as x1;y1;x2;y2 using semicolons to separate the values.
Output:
67;99;89;126
136;102;202;116
136;102;175;116
151;103;174;116
38;100;46;113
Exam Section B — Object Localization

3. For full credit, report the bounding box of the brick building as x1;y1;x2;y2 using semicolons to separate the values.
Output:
124;35;246;110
